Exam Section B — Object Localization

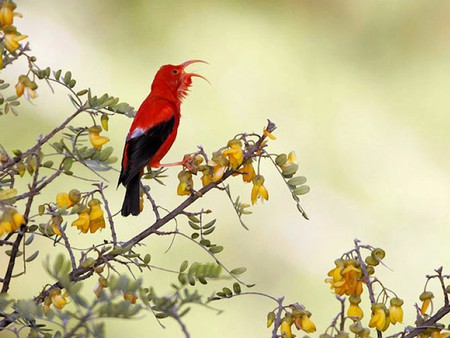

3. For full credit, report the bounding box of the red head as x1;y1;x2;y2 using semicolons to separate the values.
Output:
151;60;208;102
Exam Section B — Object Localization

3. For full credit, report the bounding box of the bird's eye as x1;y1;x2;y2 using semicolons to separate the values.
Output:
172;69;178;74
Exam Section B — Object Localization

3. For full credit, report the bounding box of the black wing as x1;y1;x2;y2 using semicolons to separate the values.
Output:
118;116;175;187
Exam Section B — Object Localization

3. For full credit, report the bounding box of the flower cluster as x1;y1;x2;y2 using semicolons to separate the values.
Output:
268;305;316;338
175;137;271;207
0;1;26;57
326;258;363;297
72;199;106;234
50;190;106;235
324;244;404;335
0;207;25;237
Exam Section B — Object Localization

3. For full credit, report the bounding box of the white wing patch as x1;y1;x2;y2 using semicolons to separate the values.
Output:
128;128;145;140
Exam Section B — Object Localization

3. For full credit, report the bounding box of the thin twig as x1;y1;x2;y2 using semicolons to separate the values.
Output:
96;183;117;245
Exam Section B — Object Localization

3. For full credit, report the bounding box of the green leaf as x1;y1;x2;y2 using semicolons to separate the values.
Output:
188;220;200;230
202;219;216;229
294;185;310;195
230;267;247;275
282;164;298;177
202;227;215;236
42;160;54;168
233;282;241;294
222;287;232;296
208;246;223;254
25;250;39;262
287;176;307;186
63;158;73;172
143;254;151;264
179;260;189;272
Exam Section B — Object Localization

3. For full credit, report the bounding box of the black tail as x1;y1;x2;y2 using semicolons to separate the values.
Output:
121;175;141;216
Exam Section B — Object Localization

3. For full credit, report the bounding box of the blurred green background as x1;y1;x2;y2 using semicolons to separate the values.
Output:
2;0;450;337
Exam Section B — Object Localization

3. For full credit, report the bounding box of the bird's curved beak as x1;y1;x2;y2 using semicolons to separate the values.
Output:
180;60;210;84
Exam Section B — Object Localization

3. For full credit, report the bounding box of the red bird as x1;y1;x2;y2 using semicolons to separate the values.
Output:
119;60;207;216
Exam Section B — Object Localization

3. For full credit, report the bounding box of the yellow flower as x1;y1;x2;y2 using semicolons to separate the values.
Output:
280;316;293;338
208;151;228;182
0;207;25;236
123;292;138;304
238;159;256;183
56;193;73;208
432;330;450;338
88;199;106;233
420;291;434;315
222;139;244;170
50;288;68;310
200;167;213;187
51;215;63;236
177;171;193;196
88;126;109;150
294;313;317;333
251;175;269;205
3;27;27;53
72;206;90;233
389;297;404;324
348;303;364;320
0;1;19;27
15;75;38;99
369;303;389;332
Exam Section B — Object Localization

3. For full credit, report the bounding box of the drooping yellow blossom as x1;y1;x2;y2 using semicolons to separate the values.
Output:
88;199;106;233
280;316;293;338
0;207;25;237
341;260;363;296
71;206;90;233
123;292;138;304
431;330;450;338
251;175;269;205
369;303;390;332
420;291;434;315
15;75;38;99
208;151;228;182
49;288;69;310
56;189;81;209
222;139;244;170
0;1;20;27
238;159;256;183
327;259;363;296
389;297;404;324
88;125;110;150
348;295;364;320
51;215;63;236
3;26;27;53
293;312;317;333
200;166;213;187
326;259;344;285
94;276;108;297
56;193;72;208
177;171;193;196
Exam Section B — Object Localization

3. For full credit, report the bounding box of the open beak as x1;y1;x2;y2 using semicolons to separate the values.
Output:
180;59;210;84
